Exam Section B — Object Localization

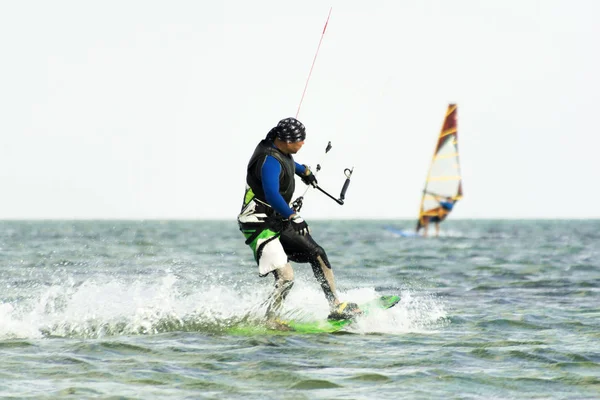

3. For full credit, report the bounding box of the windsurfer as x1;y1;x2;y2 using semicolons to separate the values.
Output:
237;117;361;324
420;196;455;237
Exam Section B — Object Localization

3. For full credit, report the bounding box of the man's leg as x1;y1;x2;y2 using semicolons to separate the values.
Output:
279;223;361;320
265;263;294;320
240;221;293;320
279;225;338;307
312;253;339;308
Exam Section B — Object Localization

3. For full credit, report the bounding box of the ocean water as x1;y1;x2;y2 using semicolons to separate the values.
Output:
0;219;598;399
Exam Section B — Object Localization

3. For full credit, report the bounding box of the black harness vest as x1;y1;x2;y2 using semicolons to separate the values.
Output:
246;140;296;216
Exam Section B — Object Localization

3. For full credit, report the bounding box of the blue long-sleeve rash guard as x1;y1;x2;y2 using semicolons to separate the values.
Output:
261;155;306;219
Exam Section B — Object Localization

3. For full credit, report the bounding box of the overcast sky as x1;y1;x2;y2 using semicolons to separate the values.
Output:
1;1;598;220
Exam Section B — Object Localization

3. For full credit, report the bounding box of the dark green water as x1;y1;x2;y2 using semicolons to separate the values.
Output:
0;220;598;399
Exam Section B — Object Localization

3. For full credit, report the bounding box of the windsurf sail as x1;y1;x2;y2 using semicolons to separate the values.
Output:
416;104;463;232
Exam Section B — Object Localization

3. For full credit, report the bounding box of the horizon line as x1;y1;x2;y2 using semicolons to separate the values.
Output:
0;217;598;222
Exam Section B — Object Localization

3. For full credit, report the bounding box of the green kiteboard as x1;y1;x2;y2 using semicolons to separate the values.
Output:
228;295;400;335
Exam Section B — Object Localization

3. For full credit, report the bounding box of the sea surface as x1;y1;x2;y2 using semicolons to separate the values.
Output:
0;219;598;399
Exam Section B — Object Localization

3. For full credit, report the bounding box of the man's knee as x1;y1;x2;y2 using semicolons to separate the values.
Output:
312;245;327;260
275;263;295;288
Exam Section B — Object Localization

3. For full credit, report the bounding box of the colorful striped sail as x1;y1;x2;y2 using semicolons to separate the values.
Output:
416;104;463;232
